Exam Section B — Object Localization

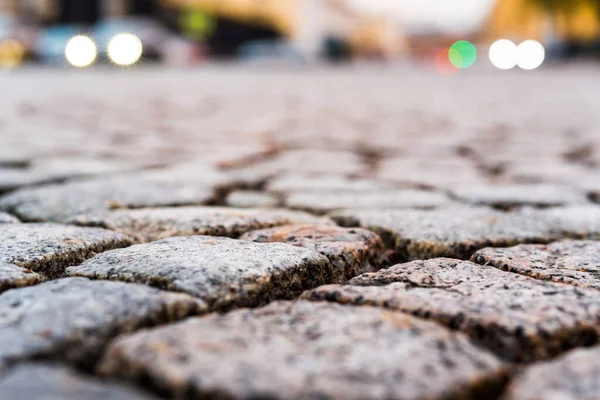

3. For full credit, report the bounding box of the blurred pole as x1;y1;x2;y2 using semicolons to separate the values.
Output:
292;0;324;59
1;0;19;17
101;0;127;18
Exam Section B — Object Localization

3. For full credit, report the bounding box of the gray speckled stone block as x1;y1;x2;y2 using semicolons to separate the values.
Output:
0;278;204;372
330;207;554;260
0;263;43;293
0;172;224;223
0;212;18;223
241;224;388;283
473;240;600;289
69;206;332;243
67;236;332;311
504;346;600;400
0;364;157;400
99;301;509;400
331;206;600;261
450;184;589;210
303;258;600;362
226;191;280;208
0;223;133;278
285;189;452;214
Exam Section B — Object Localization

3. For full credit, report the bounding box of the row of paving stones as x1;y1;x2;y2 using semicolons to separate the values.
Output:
5;205;600;398
2;168;599;222
4;253;600;399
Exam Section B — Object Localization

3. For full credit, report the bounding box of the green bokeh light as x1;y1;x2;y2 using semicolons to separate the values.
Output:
449;41;477;69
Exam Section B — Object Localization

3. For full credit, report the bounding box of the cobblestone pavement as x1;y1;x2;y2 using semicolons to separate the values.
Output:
2;65;600;399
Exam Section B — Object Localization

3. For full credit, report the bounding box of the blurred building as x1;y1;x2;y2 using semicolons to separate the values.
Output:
3;0;155;24
487;0;600;42
161;0;406;57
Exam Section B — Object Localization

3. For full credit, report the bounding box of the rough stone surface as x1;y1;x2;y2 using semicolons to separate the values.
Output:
0;170;230;223
267;173;396;194
100;301;509;400
473;240;600;289
0;364;157;400
303;258;600;362
0;278;204;371
241;224;388;283
333;206;600;261
0;223;133;278
0;212;18;223
66;236;332;311
450;184;589;209
285;189;452;214
226;191;280;208
69;206;332;243
504;346;600;400
331;207;554;260
0;263;44;293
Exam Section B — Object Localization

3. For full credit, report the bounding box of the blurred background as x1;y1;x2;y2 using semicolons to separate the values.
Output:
0;0;599;69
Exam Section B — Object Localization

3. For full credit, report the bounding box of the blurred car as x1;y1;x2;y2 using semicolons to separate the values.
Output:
34;25;82;65
239;40;306;66
91;17;172;62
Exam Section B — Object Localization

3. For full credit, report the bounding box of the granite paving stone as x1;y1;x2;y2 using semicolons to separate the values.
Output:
504;346;600;400
66;236;332;311
69;206;332;243
0;364;158;400
303;258;600;362
331;207;554;260
0;263;44;293
0;212;18;223
450;184;589;210
284;188;452;214
0;223;133;278
225;191;280;208
0;168;239;223
0;278;204;372
99;301;509;400
241;224;388;283
332;206;600;261
473;240;600;289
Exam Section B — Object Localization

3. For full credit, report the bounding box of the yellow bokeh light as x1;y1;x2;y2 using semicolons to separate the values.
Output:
65;35;97;68
107;33;143;66
0;39;26;68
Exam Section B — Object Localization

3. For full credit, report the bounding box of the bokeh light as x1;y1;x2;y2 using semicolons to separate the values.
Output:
449;40;477;69
108;33;143;66
0;39;26;68
489;39;517;70
517;40;545;70
65;35;97;68
434;49;458;75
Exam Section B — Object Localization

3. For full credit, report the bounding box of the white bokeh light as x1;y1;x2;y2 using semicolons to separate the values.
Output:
517;40;545;70
108;33;143;66
65;35;97;68
489;39;517;70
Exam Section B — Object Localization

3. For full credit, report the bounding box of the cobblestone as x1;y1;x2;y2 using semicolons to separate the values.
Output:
0;364;157;400
69;206;331;243
303;258;600;362
0;278;203;371
332;206;600;260
242;224;387;283
504;346;600;400
450;184;589;210
284;188;452;214
0;212;19;223
0;263;44;293
0;167;244;223
100;301;509;400
0;223;132;278
473;240;600;289
66;236;332;311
